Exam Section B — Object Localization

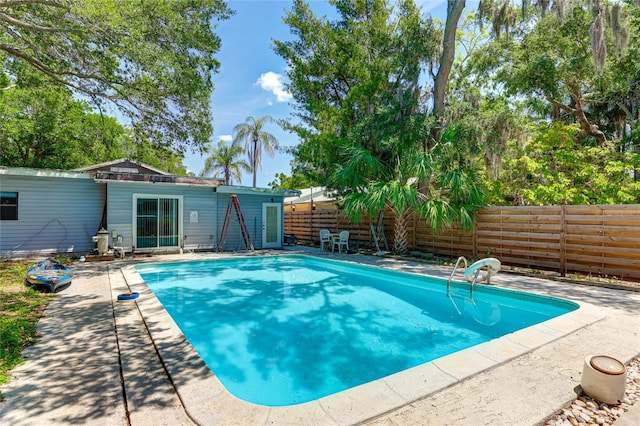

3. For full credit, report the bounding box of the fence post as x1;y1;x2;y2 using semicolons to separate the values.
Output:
560;205;566;277
473;215;478;259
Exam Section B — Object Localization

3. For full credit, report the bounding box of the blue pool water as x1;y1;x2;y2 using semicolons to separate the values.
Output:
136;255;578;406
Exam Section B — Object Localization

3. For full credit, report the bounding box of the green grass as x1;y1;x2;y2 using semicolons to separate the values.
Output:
0;260;54;394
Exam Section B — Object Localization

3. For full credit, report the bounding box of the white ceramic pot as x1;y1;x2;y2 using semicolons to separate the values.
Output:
581;354;626;405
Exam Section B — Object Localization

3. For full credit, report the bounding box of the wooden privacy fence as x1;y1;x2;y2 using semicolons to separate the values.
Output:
285;209;376;249
284;204;640;280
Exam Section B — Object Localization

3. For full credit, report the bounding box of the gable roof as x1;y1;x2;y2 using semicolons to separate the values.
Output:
73;158;169;175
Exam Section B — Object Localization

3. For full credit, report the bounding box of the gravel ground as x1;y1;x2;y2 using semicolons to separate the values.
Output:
543;358;640;426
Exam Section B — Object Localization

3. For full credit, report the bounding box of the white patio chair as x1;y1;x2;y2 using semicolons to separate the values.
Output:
319;229;332;251
113;235;127;259
332;231;350;253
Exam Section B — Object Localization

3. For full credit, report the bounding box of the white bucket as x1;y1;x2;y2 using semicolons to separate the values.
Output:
581;354;626;404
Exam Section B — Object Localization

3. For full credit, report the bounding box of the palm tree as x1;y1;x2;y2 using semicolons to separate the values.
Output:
233;115;279;187
338;128;486;256
200;139;250;185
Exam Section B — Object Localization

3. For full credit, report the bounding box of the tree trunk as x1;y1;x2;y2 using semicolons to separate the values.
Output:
429;0;465;147
252;137;258;188
393;208;410;255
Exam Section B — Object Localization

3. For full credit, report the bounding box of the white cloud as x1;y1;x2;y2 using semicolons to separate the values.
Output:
256;71;293;103
416;0;447;13
218;134;232;142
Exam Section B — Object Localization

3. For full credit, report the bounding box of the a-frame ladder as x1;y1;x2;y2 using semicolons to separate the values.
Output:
218;195;254;251
371;210;389;255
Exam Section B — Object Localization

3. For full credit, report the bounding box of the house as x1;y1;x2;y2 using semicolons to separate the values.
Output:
0;159;298;258
284;186;337;212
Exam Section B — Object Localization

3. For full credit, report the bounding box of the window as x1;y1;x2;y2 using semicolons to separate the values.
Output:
0;192;18;220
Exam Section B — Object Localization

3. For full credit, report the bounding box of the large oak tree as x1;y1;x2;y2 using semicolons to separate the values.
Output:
0;0;232;153
453;0;640;205
0;67;187;173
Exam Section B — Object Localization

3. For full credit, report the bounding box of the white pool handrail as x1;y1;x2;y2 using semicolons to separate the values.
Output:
447;256;468;296
464;258;501;286
448;257;501;298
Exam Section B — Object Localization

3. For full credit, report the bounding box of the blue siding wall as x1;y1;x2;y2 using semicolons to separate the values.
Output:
106;183;219;252
0;171;285;257
184;187;218;250
0;174;104;257
217;193;251;251
216;193;284;251
107;185;283;252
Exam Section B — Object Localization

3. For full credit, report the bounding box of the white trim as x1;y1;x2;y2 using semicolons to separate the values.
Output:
262;202;282;248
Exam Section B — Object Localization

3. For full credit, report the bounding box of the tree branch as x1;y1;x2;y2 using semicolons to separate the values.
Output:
545;83;606;144
0;43;150;115
0;44;99;81
567;82;606;144
0;0;69;9
615;101;633;120
0;12;73;33
546;95;575;115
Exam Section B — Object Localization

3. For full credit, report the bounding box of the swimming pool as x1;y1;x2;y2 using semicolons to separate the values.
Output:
136;255;578;406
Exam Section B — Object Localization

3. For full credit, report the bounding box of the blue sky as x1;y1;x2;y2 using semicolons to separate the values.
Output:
186;1;451;187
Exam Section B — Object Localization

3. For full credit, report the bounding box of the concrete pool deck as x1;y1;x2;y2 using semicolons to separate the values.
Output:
1;247;639;425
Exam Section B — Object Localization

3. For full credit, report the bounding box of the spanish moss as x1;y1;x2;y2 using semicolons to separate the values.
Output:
590;10;606;75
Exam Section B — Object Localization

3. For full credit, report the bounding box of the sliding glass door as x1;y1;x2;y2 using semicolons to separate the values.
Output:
134;195;181;249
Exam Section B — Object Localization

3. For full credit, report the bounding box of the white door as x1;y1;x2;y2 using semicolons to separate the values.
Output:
262;203;281;248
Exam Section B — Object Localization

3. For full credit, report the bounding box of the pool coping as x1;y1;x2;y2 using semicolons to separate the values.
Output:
120;253;606;425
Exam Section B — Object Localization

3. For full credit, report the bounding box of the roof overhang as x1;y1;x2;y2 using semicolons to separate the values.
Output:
94;171;224;187
0;166;94;179
215;185;301;197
